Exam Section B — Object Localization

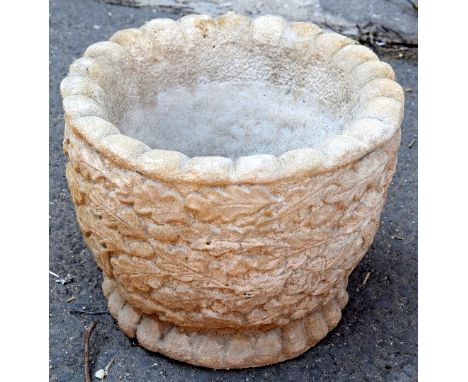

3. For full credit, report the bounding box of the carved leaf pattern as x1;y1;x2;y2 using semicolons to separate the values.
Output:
65;128;400;331
111;255;163;292
116;179;188;224
185;186;279;225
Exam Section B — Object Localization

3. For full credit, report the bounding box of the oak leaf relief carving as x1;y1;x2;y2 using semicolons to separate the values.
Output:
185;186;280;225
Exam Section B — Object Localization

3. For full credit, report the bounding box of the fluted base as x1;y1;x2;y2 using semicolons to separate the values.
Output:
102;276;349;369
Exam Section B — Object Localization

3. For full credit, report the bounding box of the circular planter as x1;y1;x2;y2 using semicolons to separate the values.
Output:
61;12;404;369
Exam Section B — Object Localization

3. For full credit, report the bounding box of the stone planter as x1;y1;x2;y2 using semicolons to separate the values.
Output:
61;12;404;369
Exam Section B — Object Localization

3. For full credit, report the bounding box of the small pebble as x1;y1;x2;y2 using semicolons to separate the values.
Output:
95;369;105;379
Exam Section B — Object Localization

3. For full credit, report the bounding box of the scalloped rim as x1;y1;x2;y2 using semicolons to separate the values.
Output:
61;12;404;185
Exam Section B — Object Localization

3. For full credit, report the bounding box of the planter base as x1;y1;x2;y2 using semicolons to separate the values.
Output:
102;276;349;369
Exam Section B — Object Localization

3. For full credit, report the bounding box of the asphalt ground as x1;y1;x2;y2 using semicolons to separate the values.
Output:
49;0;417;380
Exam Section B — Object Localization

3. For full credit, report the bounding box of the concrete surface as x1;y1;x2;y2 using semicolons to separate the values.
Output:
49;0;417;380
103;0;417;42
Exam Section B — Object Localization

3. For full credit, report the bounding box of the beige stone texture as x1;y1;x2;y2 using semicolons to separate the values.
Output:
61;12;404;368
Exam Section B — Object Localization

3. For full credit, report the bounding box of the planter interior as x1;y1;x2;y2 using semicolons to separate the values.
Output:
61;13;404;369
120;81;345;158
113;48;352;159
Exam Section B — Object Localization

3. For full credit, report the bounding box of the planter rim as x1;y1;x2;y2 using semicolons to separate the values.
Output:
61;12;404;185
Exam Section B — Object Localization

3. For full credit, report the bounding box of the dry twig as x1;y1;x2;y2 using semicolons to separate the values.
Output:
72;309;110;316
83;321;98;382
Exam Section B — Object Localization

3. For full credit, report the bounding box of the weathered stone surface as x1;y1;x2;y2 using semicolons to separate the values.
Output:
61;12;403;368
